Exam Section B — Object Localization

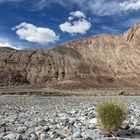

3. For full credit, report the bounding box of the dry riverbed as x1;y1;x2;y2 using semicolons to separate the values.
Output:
0;95;140;140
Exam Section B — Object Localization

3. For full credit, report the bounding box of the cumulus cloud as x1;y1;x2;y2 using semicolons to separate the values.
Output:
59;11;91;34
13;22;59;44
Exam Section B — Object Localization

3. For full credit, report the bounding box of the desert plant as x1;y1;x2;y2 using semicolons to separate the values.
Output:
96;100;126;133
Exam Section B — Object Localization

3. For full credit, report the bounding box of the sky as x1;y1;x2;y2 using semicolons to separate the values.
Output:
0;0;140;49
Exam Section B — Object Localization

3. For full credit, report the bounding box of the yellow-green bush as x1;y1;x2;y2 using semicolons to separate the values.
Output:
96;100;126;133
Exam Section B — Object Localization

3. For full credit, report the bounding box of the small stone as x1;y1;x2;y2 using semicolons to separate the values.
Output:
53;129;67;139
121;123;130;130
86;137;93;140
72;127;82;138
84;130;96;140
24;121;36;128
44;126;50;132
37;119;46;126
36;130;43;138
125;133;132;137
30;133;38;140
3;133;16;140
16;134;23;140
89;118;97;125
88;123;96;129
0;127;6;133
40;132;47;140
35;126;43;132
0;123;6;127
17;126;27;133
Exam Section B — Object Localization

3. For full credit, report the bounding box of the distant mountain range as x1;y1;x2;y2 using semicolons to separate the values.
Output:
1;23;140;89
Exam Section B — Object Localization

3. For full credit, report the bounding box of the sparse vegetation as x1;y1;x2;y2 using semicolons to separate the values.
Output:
97;100;126;133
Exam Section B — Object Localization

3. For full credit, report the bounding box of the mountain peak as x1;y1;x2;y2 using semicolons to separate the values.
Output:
122;22;140;48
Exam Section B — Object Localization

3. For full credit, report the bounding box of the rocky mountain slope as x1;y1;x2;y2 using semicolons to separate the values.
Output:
1;23;140;89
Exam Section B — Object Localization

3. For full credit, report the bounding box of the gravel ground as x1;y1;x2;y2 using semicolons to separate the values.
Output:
0;95;140;140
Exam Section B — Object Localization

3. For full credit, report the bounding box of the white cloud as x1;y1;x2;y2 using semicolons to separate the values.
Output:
31;0;140;16
120;0;140;11
0;42;21;50
1;0;140;16
70;11;86;18
0;42;12;47
59;11;91;34
0;37;22;50
86;0;124;16
13;22;59;44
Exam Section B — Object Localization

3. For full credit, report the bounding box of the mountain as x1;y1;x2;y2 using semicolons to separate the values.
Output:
1;23;140;89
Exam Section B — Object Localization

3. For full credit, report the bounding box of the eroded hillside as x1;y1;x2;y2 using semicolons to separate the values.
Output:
1;23;140;89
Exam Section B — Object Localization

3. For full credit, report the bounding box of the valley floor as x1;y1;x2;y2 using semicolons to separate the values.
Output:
1;86;140;96
0;95;140;139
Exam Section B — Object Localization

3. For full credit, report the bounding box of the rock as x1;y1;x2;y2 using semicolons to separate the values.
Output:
40;132;47;140
89;118;97;125
121;123;130;130
37;119;46;126
17;126;27;133
1;95;140;140
68;118;75;125
117;130;133;138
24;121;36;128
30;133;38;140
35;126;45;138
3;133;16;140
85;130;95;140
70;110;78;115
0;123;6;127
88;123;96;129
53;129;68;139
44;126;50;132
0;127;6;133
35;126;43;131
62;118;69;125
72;127;82;138
36;130;43;138
132;126;140;134
86;137;93;140
16;134;23;140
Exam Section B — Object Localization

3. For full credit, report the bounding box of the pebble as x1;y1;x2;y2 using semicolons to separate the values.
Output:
16;126;27;133
16;134;23;140
85;130;95;140
30;133;38;140
89;118;97;124
72;127;82;138
0;96;140;140
3;133;16;140
53;129;68;139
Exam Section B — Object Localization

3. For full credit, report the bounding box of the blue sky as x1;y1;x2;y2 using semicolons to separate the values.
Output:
0;0;140;49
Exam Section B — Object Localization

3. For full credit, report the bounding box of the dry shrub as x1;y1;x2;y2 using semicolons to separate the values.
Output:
97;100;126;133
